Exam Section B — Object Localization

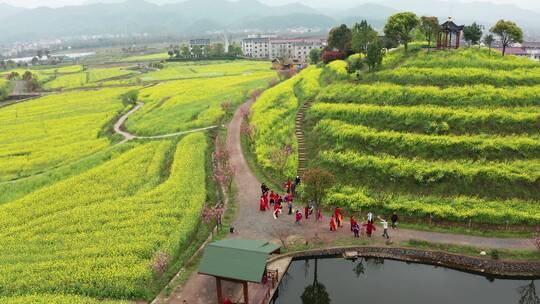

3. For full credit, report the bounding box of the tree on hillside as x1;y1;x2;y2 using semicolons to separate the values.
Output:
464;22;483;47
303;168;335;211
321;50;344;64
490;20;523;56
483;34;495;53
384;12;420;52
309;48;322;64
328;24;352;54
420;16;440;51
37;49;43;59
167;49;174;58
351;20;378;55
366;41;385;71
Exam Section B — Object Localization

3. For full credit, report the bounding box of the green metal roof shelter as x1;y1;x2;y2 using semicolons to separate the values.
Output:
198;239;281;304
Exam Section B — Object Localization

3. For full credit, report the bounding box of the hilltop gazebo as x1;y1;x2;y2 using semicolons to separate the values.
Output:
437;18;464;49
198;239;281;304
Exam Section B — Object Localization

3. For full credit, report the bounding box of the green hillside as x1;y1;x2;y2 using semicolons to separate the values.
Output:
251;48;540;226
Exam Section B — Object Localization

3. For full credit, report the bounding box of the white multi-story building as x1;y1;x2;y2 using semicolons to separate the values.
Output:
242;36;326;63
241;37;270;59
522;42;540;61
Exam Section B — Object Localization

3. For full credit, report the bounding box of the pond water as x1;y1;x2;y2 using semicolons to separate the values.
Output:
272;257;539;304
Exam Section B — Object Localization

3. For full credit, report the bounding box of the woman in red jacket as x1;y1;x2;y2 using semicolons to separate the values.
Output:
364;221;376;237
329;215;337;231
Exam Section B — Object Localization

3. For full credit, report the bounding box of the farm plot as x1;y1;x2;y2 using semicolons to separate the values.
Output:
125;70;275;136
43;67;134;90
0;87;136;182
0;133;208;300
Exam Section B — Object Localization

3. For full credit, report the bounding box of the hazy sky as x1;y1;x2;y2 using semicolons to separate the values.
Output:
2;0;540;11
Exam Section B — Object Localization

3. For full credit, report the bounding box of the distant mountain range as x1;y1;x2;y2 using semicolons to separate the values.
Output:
0;0;539;44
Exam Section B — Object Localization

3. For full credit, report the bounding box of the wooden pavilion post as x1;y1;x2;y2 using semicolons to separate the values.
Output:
216;277;223;304
456;31;461;48
444;32;449;49
243;281;249;304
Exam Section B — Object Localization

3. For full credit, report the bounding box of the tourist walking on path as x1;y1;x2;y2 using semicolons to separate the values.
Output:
295;209;303;224
269;190;276;206
304;205;310;220
350;216;357;231
273;201;281;219
335;207;342;227
352;222;360;238
364;221;376;237
330;215;337;231
391;212;398;229
261;183;269;195
367;211;373;223
259;195;266;211
286;178;292;193
379;216;390;239
285;192;293;215
292;176;301;196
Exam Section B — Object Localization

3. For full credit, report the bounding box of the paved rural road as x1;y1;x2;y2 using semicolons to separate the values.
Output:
164;98;535;304
113;102;217;144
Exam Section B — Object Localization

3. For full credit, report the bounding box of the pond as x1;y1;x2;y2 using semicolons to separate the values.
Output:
272;257;539;304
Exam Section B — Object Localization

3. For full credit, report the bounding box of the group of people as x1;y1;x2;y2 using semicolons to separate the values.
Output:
257;177;399;240
259;177;301;219
336;209;398;239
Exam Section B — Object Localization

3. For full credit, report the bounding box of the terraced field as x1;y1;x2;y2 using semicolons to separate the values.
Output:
303;49;540;225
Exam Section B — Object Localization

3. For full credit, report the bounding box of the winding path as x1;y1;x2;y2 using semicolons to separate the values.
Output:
163;98;535;304
113;102;218;144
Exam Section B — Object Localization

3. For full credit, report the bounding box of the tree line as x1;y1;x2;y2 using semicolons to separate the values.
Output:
313;12;525;71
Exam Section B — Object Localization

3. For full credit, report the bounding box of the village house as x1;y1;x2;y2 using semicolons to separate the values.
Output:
522;42;540;61
495;42;540;61
189;39;210;52
241;36;326;63
241;37;270;59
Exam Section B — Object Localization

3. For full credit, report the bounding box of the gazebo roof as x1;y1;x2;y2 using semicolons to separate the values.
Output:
441;20;464;32
198;239;281;283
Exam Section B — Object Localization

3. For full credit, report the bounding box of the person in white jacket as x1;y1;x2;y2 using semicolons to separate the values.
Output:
378;216;390;239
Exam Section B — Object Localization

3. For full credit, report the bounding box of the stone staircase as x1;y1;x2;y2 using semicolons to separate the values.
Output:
295;100;313;177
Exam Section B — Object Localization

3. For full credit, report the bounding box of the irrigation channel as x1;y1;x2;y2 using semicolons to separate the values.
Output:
271;257;539;304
